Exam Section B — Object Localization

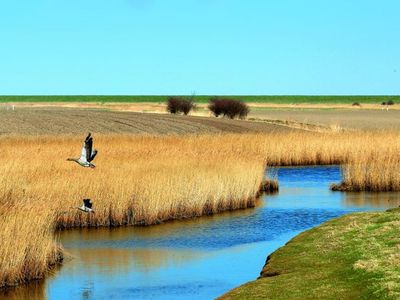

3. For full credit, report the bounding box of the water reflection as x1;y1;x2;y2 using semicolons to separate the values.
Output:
64;247;206;273
61;209;343;251
3;166;399;300
0;282;45;300
61;206;260;246
344;192;400;208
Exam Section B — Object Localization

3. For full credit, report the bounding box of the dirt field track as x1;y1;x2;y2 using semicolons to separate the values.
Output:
0;107;297;135
250;109;400;130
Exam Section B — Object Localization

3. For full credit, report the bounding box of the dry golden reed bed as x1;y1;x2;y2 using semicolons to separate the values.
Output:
0;201;62;289
1;131;400;288
0;134;266;288
331;150;400;192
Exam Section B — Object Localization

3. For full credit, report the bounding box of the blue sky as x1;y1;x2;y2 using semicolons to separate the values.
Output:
0;0;399;95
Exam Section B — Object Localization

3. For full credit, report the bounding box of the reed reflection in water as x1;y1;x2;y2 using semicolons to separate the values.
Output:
343;192;400;208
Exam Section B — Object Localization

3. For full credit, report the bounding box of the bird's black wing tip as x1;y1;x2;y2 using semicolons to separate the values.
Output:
85;133;92;141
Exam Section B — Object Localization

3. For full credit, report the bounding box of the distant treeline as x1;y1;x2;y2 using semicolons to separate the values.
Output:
0;95;399;104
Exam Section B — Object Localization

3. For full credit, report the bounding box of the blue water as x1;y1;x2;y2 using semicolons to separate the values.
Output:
4;166;399;300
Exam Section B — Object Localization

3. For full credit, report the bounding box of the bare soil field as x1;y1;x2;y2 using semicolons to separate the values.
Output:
3;102;399;131
249;108;400;130
0;107;296;135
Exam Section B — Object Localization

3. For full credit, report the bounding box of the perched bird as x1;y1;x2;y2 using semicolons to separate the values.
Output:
67;133;98;168
76;199;95;213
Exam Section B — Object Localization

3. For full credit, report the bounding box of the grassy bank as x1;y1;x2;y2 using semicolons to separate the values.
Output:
1;131;400;288
220;208;400;299
0;95;399;104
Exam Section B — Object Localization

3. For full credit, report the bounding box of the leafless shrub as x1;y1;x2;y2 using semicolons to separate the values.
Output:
208;97;249;119
167;97;195;115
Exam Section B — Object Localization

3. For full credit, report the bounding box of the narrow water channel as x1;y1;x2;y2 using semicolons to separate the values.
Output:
3;166;400;300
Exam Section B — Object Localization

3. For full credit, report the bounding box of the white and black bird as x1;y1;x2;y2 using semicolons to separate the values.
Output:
67;133;98;168
76;199;95;213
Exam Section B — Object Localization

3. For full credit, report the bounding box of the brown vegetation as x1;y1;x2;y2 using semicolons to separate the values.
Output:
166;96;195;115
208;97;250;119
0;200;62;288
258;179;279;194
0;134;270;288
1;130;400;288
331;149;400;192
0;135;268;228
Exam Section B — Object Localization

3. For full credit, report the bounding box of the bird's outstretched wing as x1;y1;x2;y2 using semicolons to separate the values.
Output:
89;149;98;162
84;134;93;161
83;199;92;209
85;133;92;142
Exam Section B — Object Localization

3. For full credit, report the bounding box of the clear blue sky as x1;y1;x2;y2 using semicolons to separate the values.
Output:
0;0;399;95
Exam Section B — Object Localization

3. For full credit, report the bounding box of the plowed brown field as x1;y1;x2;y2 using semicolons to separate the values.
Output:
0;107;298;135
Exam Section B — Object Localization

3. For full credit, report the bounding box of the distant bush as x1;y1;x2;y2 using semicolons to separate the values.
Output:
208;97;249;119
382;100;395;106
167;97;180;114
352;102;361;106
166;97;195;115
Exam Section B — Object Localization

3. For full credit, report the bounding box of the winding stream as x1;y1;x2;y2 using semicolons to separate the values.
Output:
3;166;400;300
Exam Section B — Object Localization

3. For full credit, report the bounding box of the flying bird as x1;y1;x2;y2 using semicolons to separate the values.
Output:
76;199;95;213
67;133;98;168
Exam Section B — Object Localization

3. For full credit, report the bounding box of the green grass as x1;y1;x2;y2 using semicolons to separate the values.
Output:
220;208;400;299
0;95;399;104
